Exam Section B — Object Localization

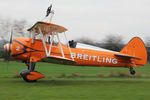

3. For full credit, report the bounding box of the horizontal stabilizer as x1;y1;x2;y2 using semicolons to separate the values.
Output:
42;55;76;65
114;53;142;60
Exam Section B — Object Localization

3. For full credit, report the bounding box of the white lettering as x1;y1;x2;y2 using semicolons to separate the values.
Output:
106;57;111;63
71;53;118;64
92;56;97;61
83;54;88;60
103;57;105;62
16;46;20;51
89;55;92;61
97;56;102;62
112;58;118;64
71;53;76;59
77;54;82;59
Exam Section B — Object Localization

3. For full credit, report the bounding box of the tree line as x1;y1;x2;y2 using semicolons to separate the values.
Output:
0;17;28;60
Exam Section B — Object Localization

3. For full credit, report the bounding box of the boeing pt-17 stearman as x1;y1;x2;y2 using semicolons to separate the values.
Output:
3;5;147;82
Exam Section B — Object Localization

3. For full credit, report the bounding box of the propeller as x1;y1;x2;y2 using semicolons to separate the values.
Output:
3;28;13;60
2;29;13;72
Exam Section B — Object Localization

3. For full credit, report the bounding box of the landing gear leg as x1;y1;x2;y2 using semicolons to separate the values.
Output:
29;62;36;71
129;67;136;75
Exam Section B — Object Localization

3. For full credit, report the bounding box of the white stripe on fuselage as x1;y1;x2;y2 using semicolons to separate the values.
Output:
76;43;118;53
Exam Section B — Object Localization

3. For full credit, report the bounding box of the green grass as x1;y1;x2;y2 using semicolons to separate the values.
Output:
0;61;150;100
0;61;150;77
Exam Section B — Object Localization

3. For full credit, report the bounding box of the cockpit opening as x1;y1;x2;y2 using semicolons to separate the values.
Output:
69;40;77;48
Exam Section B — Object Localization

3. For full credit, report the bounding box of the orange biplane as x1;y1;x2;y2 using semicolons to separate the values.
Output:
3;5;147;82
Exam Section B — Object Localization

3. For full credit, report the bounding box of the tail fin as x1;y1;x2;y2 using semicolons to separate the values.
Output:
120;37;147;66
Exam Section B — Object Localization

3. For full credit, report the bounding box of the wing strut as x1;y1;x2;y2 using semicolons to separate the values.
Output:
38;26;49;56
64;32;74;61
48;33;54;55
56;32;65;58
38;25;65;58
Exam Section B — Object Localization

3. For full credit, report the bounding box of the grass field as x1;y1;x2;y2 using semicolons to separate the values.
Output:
0;61;150;100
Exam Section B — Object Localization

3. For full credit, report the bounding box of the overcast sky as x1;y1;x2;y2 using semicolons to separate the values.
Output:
0;0;150;43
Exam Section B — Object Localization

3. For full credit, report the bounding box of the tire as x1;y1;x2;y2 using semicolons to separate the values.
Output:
20;70;37;82
130;70;136;75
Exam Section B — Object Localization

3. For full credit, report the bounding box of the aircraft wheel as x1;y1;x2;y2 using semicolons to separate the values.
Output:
20;70;37;82
130;70;136;75
129;67;136;75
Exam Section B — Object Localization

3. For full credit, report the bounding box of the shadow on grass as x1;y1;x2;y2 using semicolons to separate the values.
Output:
6;77;150;87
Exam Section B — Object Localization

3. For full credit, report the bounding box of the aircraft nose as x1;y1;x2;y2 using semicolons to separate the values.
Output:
4;43;11;52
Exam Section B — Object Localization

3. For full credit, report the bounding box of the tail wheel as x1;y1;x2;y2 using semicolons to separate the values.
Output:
129;67;136;75
130;70;136;75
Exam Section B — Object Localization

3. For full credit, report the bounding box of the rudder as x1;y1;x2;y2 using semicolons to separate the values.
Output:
120;37;147;66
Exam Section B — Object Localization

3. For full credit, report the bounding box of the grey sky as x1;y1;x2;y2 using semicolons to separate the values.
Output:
0;0;150;43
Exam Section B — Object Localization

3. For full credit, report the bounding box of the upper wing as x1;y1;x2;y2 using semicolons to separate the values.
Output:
28;21;67;35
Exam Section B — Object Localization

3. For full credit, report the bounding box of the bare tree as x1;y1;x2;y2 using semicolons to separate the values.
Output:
101;34;124;51
0;17;29;58
145;36;150;61
0;17;28;41
13;19;27;37
145;36;150;47
0;17;11;40
75;37;95;45
75;34;124;52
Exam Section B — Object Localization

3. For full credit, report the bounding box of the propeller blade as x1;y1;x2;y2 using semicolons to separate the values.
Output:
8;29;13;58
10;29;13;44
